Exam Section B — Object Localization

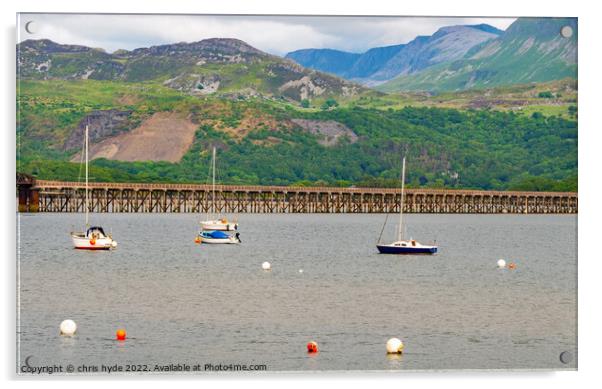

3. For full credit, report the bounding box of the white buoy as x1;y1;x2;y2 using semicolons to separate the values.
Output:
299;269;303;273
111;241;118;248
497;259;507;268
262;261;271;271
386;338;404;354
60;319;77;336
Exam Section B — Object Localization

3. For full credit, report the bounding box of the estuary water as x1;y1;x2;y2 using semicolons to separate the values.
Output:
17;213;577;373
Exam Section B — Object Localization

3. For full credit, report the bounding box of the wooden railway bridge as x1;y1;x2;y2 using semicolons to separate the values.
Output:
16;175;578;214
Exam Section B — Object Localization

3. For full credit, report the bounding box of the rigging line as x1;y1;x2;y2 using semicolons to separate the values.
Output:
204;148;213;218
76;126;86;184
377;212;390;244
214;151;225;217
397;156;406;242
212;147;216;218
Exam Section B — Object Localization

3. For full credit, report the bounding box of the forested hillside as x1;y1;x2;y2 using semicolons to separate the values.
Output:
17;80;577;191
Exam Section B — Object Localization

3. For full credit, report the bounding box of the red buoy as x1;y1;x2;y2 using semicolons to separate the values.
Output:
194;236;201;244
307;341;318;353
116;329;127;341
508;262;516;270
90;239;96;245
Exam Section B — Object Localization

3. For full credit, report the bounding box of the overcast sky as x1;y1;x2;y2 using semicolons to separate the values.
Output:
17;14;516;56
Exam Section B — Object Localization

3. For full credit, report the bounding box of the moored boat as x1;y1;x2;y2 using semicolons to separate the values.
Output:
376;240;437;254
71;226;117;250
376;156;437;255
197;230;241;244
201;218;238;231
200;147;239;232
70;125;117;250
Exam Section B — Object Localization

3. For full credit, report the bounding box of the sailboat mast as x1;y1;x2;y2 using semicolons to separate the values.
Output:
211;146;216;217
397;156;406;241
85;125;89;228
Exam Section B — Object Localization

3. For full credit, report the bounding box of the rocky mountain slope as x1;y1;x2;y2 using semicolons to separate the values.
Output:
379;18;577;92
17;38;365;102
285;24;502;84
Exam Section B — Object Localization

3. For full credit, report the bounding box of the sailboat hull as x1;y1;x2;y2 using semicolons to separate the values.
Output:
71;233;116;250
198;236;240;244
376;244;437;254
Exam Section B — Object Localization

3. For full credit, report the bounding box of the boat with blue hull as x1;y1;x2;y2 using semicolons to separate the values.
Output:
376;156;438;255
377;241;437;254
198;230;241;244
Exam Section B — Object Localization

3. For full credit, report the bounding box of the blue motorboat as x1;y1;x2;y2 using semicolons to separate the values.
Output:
198;230;241;244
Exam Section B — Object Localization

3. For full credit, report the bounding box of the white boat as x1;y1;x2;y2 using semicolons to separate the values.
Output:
376;156;437;255
70;125;117;250
197;230;241;244
201;218;238;231
200;147;239;232
72;226;117;250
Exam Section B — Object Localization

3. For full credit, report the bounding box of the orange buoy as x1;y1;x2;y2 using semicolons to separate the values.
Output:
508;262;516;270
307;341;318;353
89;239;96;245
194;236;201;244
116;329;127;341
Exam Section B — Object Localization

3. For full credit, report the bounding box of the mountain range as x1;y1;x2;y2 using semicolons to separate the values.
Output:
286;24;503;85
17;38;364;103
285;18;577;91
380;18;577;91
16;17;578;191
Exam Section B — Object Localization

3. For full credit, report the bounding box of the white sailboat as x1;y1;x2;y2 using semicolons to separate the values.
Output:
200;147;239;232
376;156;437;254
70;125;117;250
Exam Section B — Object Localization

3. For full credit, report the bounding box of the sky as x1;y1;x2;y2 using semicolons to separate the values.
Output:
17;14;516;56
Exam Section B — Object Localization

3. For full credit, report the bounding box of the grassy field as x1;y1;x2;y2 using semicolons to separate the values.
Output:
349;78;577;119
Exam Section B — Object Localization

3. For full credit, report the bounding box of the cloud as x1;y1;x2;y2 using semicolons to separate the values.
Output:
17;14;516;55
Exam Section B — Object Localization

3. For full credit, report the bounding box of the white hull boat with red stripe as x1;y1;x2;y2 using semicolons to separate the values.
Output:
70;125;118;250
71;227;117;250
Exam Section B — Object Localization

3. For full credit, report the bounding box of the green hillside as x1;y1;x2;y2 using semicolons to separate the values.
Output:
17;79;577;192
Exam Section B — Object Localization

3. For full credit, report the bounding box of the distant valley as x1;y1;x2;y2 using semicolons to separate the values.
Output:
286;24;503;85
286;18;577;92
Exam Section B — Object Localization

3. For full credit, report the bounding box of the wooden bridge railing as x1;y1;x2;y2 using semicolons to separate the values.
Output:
31;179;577;197
16;178;578;214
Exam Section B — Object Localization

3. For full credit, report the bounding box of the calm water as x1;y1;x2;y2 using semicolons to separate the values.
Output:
17;213;577;373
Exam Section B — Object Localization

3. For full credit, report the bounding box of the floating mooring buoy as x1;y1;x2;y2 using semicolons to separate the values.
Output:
497;259;506;269
262;261;271;271
508;262;516;270
386;338;404;354
299;269;304;273
194;236;201;244
59;319;77;336
116;329;127;341
307;341;318;353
